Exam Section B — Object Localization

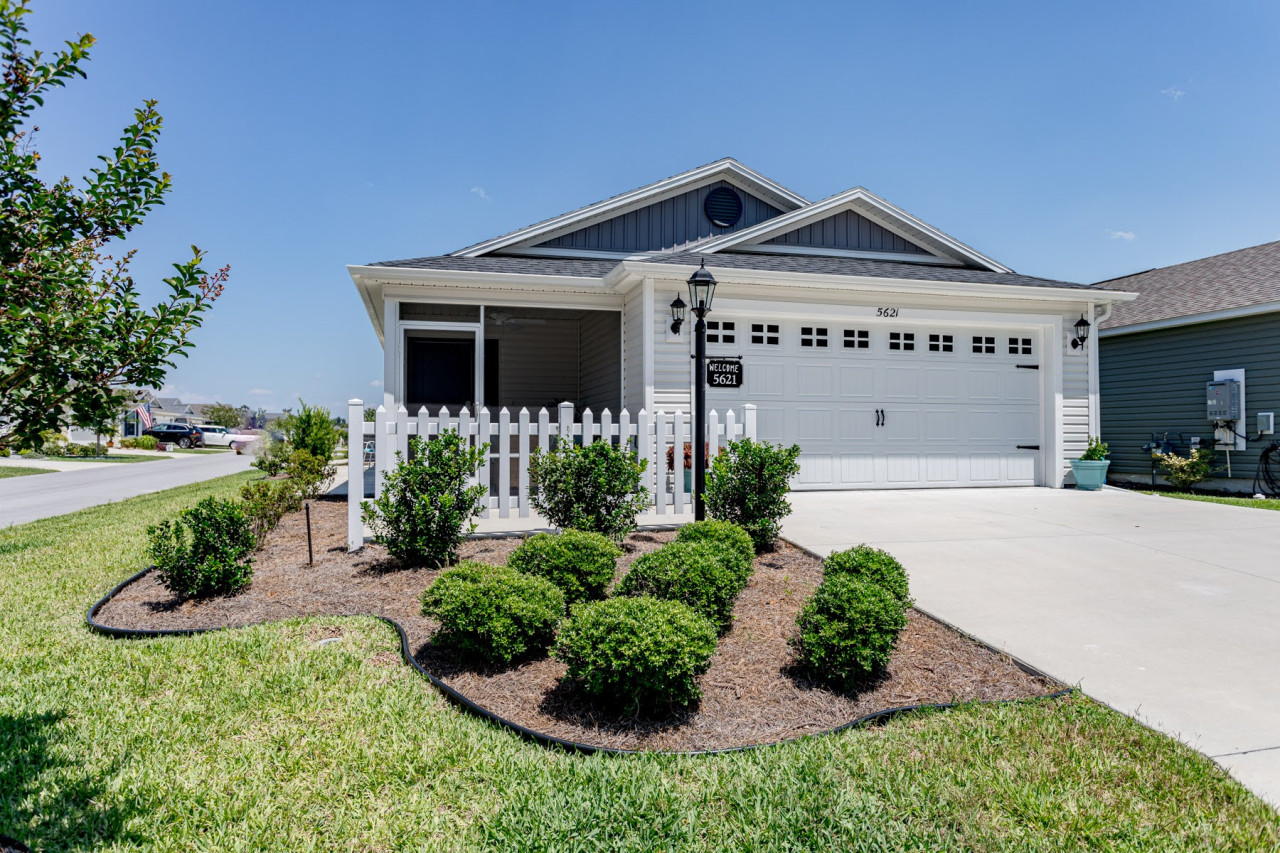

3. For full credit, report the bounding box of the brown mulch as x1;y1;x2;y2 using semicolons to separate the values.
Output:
94;498;1061;752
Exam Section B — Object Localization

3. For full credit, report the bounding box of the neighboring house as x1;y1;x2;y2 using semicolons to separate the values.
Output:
1099;240;1280;489
348;158;1134;490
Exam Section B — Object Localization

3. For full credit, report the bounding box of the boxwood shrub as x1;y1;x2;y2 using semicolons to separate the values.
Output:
823;545;912;608
675;520;754;587
506;529;621;605
791;574;908;691
615;540;743;633
421;562;565;665
704;438;801;552
552;595;717;711
147;497;256;598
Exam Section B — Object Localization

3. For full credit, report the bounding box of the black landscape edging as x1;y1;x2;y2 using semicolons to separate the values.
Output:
0;832;31;852
85;557;1073;757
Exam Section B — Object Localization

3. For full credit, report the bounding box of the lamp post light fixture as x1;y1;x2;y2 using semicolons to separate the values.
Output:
687;260;717;520
1071;314;1092;349
669;293;687;334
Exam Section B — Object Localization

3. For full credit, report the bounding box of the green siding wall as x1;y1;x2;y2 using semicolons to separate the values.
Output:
1099;312;1280;477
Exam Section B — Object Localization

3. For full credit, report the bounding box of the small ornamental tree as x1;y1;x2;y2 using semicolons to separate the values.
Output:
0;1;228;452
363;431;488;567
528;440;650;540
704;438;801;552
202;403;243;429
280;400;340;462
1156;448;1216;491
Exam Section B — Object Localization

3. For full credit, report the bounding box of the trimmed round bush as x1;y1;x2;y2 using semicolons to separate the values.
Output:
615;540;743;632
147;497;256;598
823;545;911;608
675;520;754;586
421;562;565;664
791;574;908;691
506;529;621;604
552;595;717;711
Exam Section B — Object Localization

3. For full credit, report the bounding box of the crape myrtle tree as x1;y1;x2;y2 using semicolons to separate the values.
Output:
0;0;227;451
202;403;244;429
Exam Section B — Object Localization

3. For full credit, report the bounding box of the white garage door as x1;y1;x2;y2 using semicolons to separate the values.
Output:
705;317;1042;489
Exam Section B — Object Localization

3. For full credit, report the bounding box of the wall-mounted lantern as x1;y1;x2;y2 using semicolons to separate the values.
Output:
669;294;687;335
1071;314;1091;349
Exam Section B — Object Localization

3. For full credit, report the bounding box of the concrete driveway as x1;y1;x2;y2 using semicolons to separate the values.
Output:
783;487;1280;805
0;450;254;527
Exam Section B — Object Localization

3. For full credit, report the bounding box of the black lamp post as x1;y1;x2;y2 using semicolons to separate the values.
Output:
1071;314;1091;349
687;259;717;520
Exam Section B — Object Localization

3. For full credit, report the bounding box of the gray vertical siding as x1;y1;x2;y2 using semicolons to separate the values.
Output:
764;209;929;254
535;180;783;254
1099;312;1280;477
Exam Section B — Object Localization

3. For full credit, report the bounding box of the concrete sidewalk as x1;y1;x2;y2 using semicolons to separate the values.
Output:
783;487;1280;805
0;450;254;527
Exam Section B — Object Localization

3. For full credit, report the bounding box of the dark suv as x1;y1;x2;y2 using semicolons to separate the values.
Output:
144;422;205;448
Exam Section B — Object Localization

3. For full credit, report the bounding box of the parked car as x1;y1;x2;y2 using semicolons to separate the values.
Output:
144;422;205;449
196;425;259;449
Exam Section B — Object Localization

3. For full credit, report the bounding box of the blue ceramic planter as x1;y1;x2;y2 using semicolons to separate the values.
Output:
1070;459;1110;491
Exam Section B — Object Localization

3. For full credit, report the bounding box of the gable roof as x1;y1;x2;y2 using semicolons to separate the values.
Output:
693;187;1011;272
450;158;808;258
1100;240;1280;331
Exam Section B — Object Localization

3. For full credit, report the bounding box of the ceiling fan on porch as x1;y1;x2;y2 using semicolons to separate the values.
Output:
486;310;549;330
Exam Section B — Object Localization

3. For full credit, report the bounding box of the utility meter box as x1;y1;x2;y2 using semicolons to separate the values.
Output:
1207;379;1241;420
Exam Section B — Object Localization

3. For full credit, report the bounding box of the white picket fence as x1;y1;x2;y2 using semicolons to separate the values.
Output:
346;399;757;550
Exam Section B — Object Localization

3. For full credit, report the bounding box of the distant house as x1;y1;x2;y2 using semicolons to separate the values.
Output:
349;158;1136;490
1099;240;1280;489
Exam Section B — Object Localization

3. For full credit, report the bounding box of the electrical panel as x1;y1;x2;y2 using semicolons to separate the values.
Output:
1207;379;1241;420
1260;412;1276;435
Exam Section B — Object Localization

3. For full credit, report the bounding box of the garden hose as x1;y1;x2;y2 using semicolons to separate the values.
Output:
1253;443;1280;498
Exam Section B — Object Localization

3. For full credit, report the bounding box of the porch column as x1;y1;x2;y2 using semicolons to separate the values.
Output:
383;296;398;410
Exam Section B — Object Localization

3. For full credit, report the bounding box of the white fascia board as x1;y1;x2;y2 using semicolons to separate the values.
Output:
608;260;1138;305
449;159;808;258
1099;300;1280;337
694;187;1013;273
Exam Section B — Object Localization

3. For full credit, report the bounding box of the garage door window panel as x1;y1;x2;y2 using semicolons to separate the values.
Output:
888;332;915;352
706;320;735;345
750;323;779;347
800;326;828;348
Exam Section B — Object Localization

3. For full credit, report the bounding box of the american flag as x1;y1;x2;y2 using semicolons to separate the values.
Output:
135;402;152;429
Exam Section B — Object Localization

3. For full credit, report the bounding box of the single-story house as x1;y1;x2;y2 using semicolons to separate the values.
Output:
1099;240;1280;490
348;158;1135;490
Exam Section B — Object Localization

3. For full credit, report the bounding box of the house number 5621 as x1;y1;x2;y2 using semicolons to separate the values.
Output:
876;307;900;318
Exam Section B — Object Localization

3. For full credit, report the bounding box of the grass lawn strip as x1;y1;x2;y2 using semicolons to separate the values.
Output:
0;473;1277;849
0;466;56;479
1145;490;1280;512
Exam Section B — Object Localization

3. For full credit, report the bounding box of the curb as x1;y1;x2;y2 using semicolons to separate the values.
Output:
86;552;1073;758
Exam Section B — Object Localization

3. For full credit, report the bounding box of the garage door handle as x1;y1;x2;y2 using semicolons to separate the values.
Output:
1016;444;1040;450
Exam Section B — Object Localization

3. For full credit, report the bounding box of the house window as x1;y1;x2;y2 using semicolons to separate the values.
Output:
1009;337;1032;355
750;322;779;346
843;329;869;349
928;333;954;353
888;331;915;352
972;335;996;354
706;320;735;345
800;326;828;348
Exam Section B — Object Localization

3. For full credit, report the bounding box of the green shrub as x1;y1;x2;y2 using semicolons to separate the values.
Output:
252;433;288;475
791;575;908;690
239;478;302;544
528;440;650;541
616;540;744;632
283;448;335;500
507;529;621;605
705;438;801;552
421;562;564;664
363;431;488;567
279;399;340;462
1080;435;1110;461
133;434;158;450
676;520;754;586
1156;448;1216;491
147;497;256;598
120;437;136;449
552;596;717;711
823;545;911;608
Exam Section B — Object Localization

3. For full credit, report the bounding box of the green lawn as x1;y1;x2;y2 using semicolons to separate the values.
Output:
18;453;162;464
0;466;56;479
1;475;1276;850
1145;491;1280;511
169;447;227;455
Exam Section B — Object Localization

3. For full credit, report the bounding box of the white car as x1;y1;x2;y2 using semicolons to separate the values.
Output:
197;425;259;449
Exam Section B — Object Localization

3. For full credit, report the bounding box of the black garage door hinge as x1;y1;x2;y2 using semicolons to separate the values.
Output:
1015;364;1039;370
1016;444;1040;450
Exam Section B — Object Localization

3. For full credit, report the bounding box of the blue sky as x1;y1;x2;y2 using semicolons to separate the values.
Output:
25;1;1280;415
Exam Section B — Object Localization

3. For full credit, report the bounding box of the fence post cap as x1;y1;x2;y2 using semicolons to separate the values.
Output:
348;398;363;406
396;404;408;414
375;404;387;413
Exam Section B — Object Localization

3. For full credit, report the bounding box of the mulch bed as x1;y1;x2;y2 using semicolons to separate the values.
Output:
94;498;1061;752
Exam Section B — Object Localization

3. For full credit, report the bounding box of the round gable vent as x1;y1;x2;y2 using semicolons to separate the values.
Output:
704;186;743;228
